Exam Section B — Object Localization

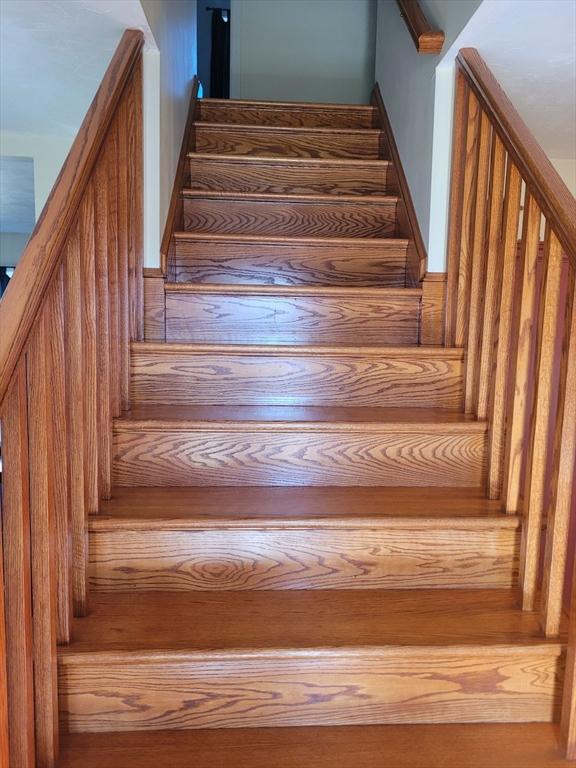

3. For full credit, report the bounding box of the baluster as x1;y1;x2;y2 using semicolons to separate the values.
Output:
0;526;8;768
65;226;88;616
476;136;507;420
445;67;469;345
46;267;73;642
133;58;144;341
127;62;144;341
117;102;131;410
106;123;121;418
27;314;59;767
80;184;100;514
486;161;522;498
502;193;541;512
520;227;565;610
94;155;112;500
0;364;35;767
464;110;492;413
540;262;575;635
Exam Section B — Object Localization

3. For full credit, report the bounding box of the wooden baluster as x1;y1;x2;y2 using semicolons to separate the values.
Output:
46;267;73;642
520;227;565;610
27;314;59;767
502;193;541;512
106;123;121;418
476;135;507;420
562;500;576;758
486;161;522;498
445;67;469;345
80;184;100;514
455;88;481;347
464;110;492;413
540;262;576;635
117;103;131;410
0;524;9;768
126;80;137;341
94;156;112;500
128;61;144;341
65;226;88;616
0;364;35;767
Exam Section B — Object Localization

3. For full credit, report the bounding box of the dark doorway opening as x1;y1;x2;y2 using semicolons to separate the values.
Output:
198;4;231;99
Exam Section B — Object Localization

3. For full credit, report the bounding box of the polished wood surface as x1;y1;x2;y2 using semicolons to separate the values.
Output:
371;84;427;283
165;284;421;345
112;405;487;487
181;192;399;239
57;723;572;768
143;272;165;341
420;272;446;345
396;0;445;54
130;343;464;408
173;233;407;287
58;590;562;731
187;154;392;196
194;123;382;160
198;99;377;129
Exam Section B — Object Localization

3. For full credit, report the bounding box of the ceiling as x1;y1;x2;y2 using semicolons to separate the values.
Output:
0;0;155;137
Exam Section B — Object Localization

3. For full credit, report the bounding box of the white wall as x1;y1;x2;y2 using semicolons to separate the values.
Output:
374;0;482;271
230;0;377;104
141;1;197;265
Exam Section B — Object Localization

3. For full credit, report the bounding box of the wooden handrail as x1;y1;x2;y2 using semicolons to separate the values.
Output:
457;48;576;264
0;29;144;405
396;0;444;55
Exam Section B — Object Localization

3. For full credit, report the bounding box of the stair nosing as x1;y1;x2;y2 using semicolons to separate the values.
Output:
165;282;422;297
195;121;382;136
180;189;399;205
199;98;376;111
172;231;410;247
187;152;391;168
130;341;463;358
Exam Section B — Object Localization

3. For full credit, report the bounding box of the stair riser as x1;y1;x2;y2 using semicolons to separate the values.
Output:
130;350;464;408
197;102;377;129
187;157;392;196
112;428;487;487
194;126;382;159
88;525;519;592
182;198;398;239
172;239;406;286
165;293;420;345
59;648;562;732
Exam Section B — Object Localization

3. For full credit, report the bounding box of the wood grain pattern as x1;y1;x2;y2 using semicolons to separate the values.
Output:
194;124;382;160
112;406;487;487
0;524;8;768
165;285;421;346
173;234;407;287
187;155;392;196
88;519;519;592
396;0;445;54
0;364;35;767
197;99;377;129
181;193;399;239
143;274;165;341
129;343;464;409
57;723;571;768
58;590;563;732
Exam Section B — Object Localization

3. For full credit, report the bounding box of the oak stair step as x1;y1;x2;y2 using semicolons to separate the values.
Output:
164;284;422;345
130;343;464;409
89;487;518;592
186;155;394;197
181;191;399;239
194;123;383;160
57;723;569;768
112;405;487;487
197;98;379;129
172;233;408;287
57;589;565;733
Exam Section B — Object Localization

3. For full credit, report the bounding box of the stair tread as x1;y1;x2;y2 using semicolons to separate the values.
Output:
181;189;399;204
57;724;568;768
195;121;381;136
188;152;391;168
165;282;421;297
116;404;484;429
172;231;409;246
200;98;376;110
58;589;564;655
131;341;462;356
94;487;509;526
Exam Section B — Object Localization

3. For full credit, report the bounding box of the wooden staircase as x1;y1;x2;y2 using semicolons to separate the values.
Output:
56;95;566;760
